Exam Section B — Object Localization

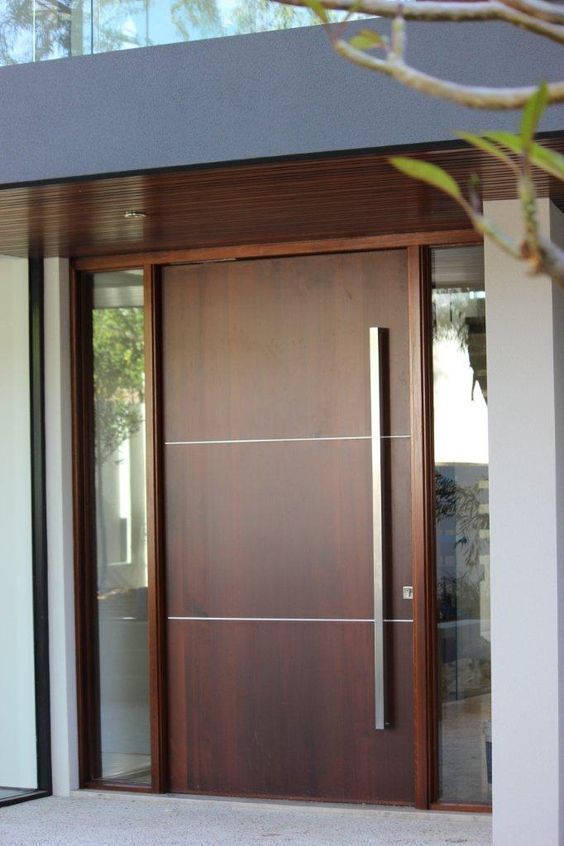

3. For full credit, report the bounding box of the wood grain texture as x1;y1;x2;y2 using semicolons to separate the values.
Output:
408;245;438;809
72;234;480;804
165;439;412;622
162;251;410;442
2;142;561;259
163;249;414;802
70;269;103;784
144;264;169;792
430;803;492;814
73;229;481;271
167;620;414;803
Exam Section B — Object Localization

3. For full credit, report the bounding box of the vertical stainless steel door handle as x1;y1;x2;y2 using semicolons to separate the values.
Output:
370;327;386;730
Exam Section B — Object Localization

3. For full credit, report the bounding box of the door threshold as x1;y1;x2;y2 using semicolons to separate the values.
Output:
72;789;486;818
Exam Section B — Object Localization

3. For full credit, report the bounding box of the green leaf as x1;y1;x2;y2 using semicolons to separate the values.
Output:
483;131;522;154
349;29;386;50
485;132;564;181
529;143;564;181
303;0;330;24
458;132;517;170
520;82;548;149
389;157;462;201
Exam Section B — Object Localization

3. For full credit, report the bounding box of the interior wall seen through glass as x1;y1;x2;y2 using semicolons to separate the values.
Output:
0;257;38;795
432;245;491;806
0;1;364;66
92;268;151;784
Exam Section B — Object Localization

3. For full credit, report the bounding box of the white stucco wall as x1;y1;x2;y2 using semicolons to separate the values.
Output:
485;200;564;846
0;256;37;789
550;204;564;845
44;257;79;796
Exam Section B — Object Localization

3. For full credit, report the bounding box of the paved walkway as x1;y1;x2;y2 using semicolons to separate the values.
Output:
0;793;492;846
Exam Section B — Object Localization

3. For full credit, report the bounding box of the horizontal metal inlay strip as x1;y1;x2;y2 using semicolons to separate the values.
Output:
168;616;413;623
165;435;411;446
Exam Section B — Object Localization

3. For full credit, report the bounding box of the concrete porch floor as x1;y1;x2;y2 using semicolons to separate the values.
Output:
0;792;492;846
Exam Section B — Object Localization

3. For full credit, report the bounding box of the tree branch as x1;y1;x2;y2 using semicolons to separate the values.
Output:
334;37;564;108
496;0;564;25
277;0;564;44
536;237;564;281
271;1;564;283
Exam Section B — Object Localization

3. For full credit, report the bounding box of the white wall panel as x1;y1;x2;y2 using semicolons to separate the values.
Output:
485;200;564;846
44;257;79;796
0;256;37;789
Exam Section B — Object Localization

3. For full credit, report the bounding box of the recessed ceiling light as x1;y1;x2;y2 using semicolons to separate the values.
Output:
123;210;147;220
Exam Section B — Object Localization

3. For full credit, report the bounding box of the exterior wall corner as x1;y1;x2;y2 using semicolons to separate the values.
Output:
484;198;564;846
45;257;79;796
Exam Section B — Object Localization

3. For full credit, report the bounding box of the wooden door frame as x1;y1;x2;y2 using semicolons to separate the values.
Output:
70;262;168;792
70;227;484;807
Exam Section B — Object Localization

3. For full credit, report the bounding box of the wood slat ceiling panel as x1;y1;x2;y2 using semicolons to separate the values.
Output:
0;140;562;258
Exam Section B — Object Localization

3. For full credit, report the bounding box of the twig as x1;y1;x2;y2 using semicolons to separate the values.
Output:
276;0;564;44
335;38;564;108
495;0;564;25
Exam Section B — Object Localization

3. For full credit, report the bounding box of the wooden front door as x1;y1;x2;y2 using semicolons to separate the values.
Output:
162;250;414;803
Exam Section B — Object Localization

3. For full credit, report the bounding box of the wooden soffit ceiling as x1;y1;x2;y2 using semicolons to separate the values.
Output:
0;138;562;259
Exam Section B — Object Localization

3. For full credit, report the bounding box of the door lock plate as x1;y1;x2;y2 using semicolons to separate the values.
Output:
402;586;413;600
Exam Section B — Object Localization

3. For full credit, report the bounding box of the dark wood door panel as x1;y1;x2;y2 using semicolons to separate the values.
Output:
162;250;410;443
165;437;413;621
382;438;413;623
166;439;373;620
163;248;414;803
167;620;414;803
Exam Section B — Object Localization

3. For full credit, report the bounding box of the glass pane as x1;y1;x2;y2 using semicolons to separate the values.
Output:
0;258;38;795
91;0;342;52
0;1;74;65
0;1;365;65
432;245;491;805
92;268;150;784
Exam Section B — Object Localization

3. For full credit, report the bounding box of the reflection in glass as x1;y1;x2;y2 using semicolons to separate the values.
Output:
0;1;363;66
432;246;491;805
0;1;75;65
92;269;150;784
0;260;38;798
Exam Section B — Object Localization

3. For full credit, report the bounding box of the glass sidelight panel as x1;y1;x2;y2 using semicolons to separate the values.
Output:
432;245;491;805
91;268;151;784
0;259;38;800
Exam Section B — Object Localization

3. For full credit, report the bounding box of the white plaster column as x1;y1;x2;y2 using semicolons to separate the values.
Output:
484;200;564;846
44;257;79;796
